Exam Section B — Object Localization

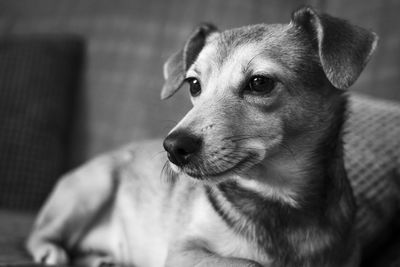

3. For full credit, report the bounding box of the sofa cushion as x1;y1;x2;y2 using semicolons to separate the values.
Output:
344;94;400;267
0;35;85;211
345;94;400;245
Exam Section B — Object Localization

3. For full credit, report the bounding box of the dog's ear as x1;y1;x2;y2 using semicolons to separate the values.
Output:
161;23;218;100
291;6;378;89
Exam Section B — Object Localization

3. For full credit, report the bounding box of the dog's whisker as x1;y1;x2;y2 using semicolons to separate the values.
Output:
152;150;167;159
160;161;178;184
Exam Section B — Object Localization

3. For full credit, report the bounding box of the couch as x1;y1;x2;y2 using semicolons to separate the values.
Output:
0;0;400;266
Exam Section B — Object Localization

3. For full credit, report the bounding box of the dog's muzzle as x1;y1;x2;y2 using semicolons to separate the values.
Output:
163;130;202;167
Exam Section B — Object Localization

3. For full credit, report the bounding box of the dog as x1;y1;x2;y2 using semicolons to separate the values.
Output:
27;6;379;267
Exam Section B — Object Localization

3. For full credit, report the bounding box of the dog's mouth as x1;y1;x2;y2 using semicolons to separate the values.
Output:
172;153;260;180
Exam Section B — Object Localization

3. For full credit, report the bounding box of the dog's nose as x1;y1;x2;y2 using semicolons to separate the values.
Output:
163;131;202;166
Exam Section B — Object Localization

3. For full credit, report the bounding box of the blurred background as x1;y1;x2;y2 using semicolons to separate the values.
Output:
0;0;400;264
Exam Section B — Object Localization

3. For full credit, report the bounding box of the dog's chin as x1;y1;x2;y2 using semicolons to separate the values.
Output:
169;154;260;181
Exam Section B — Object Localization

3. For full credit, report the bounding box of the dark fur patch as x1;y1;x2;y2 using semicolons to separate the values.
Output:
204;185;237;230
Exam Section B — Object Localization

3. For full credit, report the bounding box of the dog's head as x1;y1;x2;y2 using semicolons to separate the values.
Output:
162;6;377;182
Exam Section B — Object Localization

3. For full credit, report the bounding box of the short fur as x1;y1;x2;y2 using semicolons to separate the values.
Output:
27;6;377;267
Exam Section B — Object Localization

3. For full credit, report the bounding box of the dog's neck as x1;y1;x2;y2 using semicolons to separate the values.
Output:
205;92;356;265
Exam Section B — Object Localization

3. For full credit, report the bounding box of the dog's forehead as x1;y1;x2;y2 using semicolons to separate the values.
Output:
192;23;313;76
215;24;289;58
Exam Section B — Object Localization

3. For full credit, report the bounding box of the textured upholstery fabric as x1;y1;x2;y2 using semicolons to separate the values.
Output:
345;94;400;248
0;36;85;211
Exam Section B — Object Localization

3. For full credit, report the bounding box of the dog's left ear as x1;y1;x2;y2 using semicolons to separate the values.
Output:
291;6;378;89
161;23;218;100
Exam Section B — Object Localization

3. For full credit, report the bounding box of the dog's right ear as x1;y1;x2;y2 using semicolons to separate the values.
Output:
291;6;378;89
161;23;218;100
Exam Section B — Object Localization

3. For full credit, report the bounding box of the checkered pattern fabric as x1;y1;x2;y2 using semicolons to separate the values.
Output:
0;36;84;211
345;94;400;245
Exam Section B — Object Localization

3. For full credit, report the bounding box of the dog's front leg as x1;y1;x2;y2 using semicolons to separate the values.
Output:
165;241;263;267
26;156;119;265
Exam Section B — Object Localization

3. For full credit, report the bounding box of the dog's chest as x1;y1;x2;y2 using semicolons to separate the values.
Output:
187;191;272;266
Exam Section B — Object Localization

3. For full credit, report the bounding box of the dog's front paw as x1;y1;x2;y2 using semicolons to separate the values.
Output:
31;242;69;265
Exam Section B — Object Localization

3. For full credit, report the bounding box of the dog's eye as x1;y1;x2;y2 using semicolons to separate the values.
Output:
186;78;201;97
247;76;276;95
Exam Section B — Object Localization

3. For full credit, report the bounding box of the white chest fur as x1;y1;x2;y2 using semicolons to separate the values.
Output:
186;191;272;266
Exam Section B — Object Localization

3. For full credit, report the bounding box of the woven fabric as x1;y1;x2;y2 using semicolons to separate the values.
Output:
345;94;400;246
0;36;84;211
